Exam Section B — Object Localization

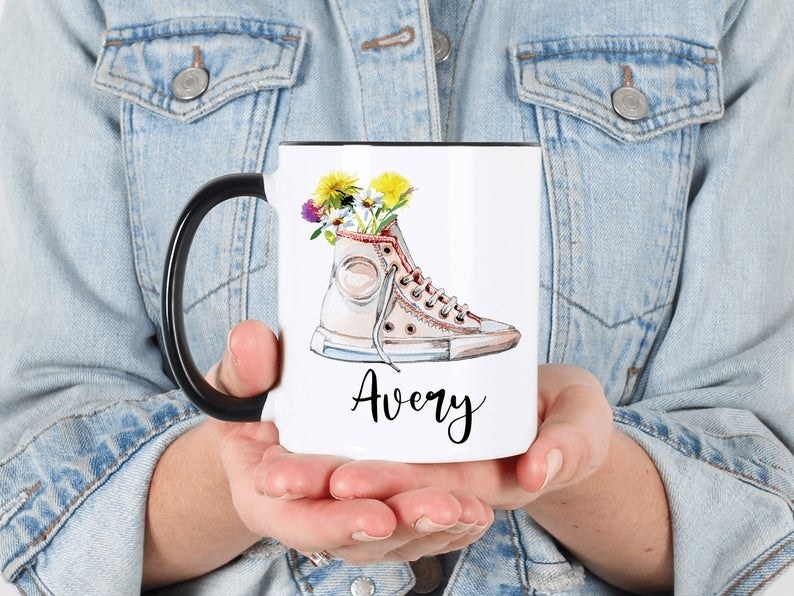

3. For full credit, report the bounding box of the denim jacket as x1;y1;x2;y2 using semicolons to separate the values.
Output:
1;1;792;594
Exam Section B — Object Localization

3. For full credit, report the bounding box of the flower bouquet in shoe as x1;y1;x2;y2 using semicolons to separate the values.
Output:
301;169;414;244
301;170;520;371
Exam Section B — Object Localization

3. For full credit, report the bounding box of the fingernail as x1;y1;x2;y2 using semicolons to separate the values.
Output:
542;448;563;490
414;516;453;533
258;475;305;500
273;490;306;500
446;521;476;535
351;530;390;542
226;329;239;365
259;486;305;499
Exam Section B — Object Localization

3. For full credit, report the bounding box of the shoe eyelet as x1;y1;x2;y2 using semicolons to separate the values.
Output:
405;324;416;335
454;315;465;324
439;310;449;319
383;246;391;254
425;301;434;309
411;288;423;299
384;322;394;332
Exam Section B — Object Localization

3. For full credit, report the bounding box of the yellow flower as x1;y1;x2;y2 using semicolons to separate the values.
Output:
370;171;412;209
313;170;359;208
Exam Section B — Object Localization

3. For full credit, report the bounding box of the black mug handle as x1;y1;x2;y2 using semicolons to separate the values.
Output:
161;173;269;421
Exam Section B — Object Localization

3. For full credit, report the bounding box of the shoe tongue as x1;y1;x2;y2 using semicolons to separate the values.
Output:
382;221;416;269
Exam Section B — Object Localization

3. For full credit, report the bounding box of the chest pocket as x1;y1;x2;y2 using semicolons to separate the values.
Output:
512;36;723;401
93;17;305;372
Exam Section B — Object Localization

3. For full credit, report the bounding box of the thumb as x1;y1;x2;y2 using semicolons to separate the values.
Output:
208;319;280;398
516;365;612;494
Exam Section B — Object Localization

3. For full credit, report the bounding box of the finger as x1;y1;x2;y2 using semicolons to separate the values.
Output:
219;422;279;467
386;488;491;537
376;489;494;561
517;368;613;493
330;488;477;565
259;498;396;554
331;460;476;500
388;487;464;532
387;519;490;562
447;491;494;530
535;363;606;419
330;458;518;509
516;423;584;493
254;445;351;499
400;490;492;538
208;319;280;398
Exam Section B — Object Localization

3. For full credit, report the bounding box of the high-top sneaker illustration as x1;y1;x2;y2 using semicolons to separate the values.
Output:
310;221;520;370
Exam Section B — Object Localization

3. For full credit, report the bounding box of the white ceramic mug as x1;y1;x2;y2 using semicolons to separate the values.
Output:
162;143;541;462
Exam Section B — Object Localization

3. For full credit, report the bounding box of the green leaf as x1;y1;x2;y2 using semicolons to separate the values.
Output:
324;230;337;245
376;213;398;233
310;226;324;240
353;211;367;232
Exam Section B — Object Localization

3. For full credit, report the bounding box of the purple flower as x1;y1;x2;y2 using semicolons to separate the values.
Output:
301;199;323;223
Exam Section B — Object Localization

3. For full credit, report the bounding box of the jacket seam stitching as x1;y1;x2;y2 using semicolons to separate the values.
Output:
182;263;268;314
518;85;718;133
515;44;716;65
18;567;48;596
653;126;689;319
122;101;159;311
549;110;574;359
331;0;370;137
722;534;794;595
0;483;42;526
541;284;674;328
506;511;532;595
7;410;200;577
104;25;301;45
446;0;479;133
28;410;196;548
614;412;791;500
0;390;183;468
98;68;292;115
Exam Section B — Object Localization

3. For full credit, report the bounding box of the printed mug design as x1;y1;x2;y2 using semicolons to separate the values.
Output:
160;147;538;458
301;170;521;372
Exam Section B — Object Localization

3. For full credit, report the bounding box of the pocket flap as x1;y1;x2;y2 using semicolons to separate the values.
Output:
93;17;305;123
512;36;723;141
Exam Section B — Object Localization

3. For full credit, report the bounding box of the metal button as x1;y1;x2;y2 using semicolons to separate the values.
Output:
410;556;444;594
611;86;649;121
173;46;209;101
173;66;209;101
431;29;451;64
611;66;648;121
350;576;375;596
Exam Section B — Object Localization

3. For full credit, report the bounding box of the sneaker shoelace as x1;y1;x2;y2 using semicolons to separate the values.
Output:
371;265;472;371
373;265;400;372
400;267;470;322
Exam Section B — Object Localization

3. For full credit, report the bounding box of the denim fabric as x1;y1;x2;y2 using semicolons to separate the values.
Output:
0;0;792;594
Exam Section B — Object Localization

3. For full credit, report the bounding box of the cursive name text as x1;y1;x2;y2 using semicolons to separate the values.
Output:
350;368;487;444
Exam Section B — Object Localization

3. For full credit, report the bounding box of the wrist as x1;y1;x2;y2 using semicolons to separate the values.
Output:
143;420;259;589
522;431;672;593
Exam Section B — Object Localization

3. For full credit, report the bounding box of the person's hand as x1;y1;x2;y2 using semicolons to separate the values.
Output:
207;320;393;554
271;363;673;594
324;364;613;511
212;320;494;565
255;445;493;564
515;363;613;496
